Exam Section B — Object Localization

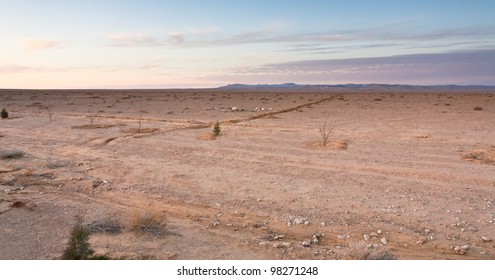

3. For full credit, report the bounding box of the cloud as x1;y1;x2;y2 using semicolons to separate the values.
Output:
16;39;65;50
103;33;158;47
167;32;185;45
0;64;41;73
210;50;495;85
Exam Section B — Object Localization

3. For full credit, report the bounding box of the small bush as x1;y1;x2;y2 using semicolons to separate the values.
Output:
213;121;221;137
0;150;25;159
1;109;8;119
61;217;94;260
126;208;166;236
473;106;483;111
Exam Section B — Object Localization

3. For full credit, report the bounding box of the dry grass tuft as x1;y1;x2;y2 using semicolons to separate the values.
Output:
126;207;167;236
339;241;397;260
462;147;495;165
0;149;25;160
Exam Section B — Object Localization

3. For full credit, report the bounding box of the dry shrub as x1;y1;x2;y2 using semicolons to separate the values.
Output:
473;106;483;111
126;207;166;236
0;150;25;159
462;147;495;165
86;219;122;234
339;241;397;260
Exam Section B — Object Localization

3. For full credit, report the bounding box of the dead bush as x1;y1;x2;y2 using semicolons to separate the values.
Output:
0;150;25;159
126;207;166;236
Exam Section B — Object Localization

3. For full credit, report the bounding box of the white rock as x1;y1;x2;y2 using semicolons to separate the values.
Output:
273;242;291;249
381;238;388;245
337;235;345;240
319;222;326;227
376;230;382;234
302;241;311;247
363;234;370;241
481;236;492;242
294;218;304;225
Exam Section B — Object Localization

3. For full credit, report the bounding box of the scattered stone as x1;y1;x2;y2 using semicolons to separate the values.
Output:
454;245;469;255
376;230;382;234
319;222;326;227
212;221;220;227
302;241;311;247
273;242;291;249
259;241;268;246
337;235;345;240
381;238;388;245
481;236;492;242
294;218;304;225
363;234;370;241
274;235;285;240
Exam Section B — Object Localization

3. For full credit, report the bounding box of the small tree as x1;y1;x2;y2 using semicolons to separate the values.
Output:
213;121;221;137
61;217;94;260
1;109;8;119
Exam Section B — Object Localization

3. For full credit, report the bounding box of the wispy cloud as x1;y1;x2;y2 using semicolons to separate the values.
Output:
208;50;495;85
103;33;158;47
16;39;66;50
0;64;41;73
100;23;495;53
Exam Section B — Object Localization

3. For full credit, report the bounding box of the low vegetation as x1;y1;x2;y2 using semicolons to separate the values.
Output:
1;109;8;119
473;106;483;111
126;207;167;236
0;149;25;160
61;217;111;260
213;121;221;137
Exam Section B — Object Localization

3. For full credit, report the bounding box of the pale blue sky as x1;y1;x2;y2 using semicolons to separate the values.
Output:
1;0;494;88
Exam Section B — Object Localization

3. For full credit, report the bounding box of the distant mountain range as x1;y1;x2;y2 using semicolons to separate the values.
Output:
218;83;495;91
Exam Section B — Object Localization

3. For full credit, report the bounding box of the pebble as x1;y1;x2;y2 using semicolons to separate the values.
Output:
376;230;382;234
302;241;311;247
481;236;492;242
337;235;345;240
273;242;291;249
319;222;326;227
381;238;388;245
363;234;370;241
454;245;469;255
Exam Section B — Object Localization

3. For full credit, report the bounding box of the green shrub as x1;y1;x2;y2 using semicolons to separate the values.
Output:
213;121;221;137
1;109;8;119
61;217;94;260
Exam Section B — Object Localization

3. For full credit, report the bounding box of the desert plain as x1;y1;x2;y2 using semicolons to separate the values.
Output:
1;88;494;259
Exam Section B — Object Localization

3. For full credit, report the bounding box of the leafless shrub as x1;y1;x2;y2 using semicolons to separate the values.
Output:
46;106;54;121
319;115;334;147
87;111;98;125
86;219;122;234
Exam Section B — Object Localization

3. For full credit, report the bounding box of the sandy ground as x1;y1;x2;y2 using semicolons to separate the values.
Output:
1;89;494;260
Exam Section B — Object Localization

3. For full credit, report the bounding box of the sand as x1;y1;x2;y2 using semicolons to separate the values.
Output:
1;89;494;259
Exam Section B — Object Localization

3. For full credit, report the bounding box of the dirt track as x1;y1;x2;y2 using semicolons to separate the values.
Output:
1;89;494;259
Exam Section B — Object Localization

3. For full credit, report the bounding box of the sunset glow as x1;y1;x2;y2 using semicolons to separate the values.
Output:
1;0;495;88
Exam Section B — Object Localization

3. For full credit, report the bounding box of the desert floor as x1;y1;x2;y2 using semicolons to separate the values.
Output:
1;89;494;259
